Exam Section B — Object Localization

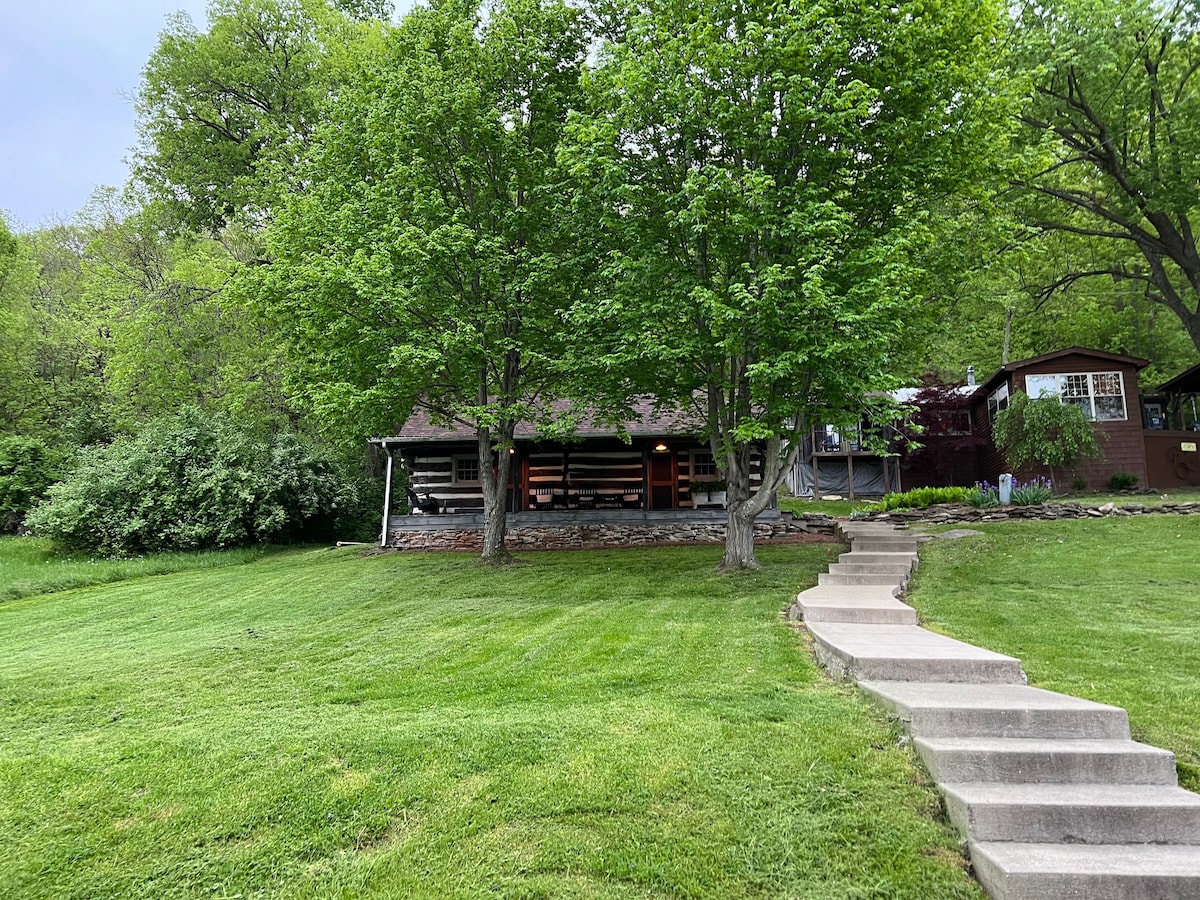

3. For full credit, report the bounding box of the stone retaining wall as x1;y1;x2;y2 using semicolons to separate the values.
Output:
386;513;839;552
858;500;1200;526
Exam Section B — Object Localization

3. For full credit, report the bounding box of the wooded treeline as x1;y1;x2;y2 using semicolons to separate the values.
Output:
2;0;1199;565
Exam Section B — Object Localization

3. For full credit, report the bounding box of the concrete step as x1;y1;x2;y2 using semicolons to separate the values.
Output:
849;538;920;553
828;561;916;575
914;736;1179;785
970;841;1200;900
859;681;1131;740
818;572;909;586
840;524;909;536
806;623;1025;683
791;586;918;626
837;551;918;568
942;782;1200;844
846;529;917;539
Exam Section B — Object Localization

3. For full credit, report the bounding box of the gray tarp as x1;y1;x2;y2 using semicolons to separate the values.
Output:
788;458;889;498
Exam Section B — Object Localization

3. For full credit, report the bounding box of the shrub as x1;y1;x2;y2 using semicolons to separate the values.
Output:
1010;476;1054;505
26;408;361;555
1109;472;1139;491
879;485;971;511
966;481;1002;508
992;392;1101;490
0;436;66;533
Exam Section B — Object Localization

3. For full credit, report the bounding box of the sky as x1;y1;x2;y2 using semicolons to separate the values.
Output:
1;1;210;231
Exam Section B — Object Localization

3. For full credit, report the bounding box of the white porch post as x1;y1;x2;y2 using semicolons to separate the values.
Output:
380;446;395;548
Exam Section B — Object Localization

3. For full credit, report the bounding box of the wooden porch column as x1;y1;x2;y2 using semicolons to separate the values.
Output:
641;444;650;510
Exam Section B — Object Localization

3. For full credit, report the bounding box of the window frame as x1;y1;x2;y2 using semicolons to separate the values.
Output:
987;382;1009;421
453;454;481;485
1023;371;1127;422
690;449;719;481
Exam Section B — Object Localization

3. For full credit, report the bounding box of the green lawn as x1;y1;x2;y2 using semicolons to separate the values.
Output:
0;536;272;603
0;542;980;899
1065;487;1200;506
906;517;1200;792
779;497;877;519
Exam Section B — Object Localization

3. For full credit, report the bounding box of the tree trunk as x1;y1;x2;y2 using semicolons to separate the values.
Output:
721;502;761;571
716;434;800;572
478;427;513;564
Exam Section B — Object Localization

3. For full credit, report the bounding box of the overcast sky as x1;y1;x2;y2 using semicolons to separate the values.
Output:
1;1;210;231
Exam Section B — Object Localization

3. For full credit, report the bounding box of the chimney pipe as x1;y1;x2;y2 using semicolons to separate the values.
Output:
967;365;976;387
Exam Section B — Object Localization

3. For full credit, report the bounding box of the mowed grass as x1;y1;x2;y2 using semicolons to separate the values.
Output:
0;536;272;603
906;517;1200;791
0;543;981;899
779;497;874;518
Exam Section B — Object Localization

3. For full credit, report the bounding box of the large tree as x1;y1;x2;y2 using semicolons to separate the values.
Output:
563;0;1013;569
76;190;293;431
135;0;389;233
258;0;589;561
0;220;112;443
1012;0;1200;355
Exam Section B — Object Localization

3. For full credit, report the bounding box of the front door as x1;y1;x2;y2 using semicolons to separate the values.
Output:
649;450;676;509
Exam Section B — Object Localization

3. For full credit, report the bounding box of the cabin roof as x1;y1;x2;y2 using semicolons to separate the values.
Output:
372;398;704;445
1157;360;1200;396
975;347;1150;395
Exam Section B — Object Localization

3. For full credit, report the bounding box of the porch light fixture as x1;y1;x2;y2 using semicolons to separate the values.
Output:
653;442;669;452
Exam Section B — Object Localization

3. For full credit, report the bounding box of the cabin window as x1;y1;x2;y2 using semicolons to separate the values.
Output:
454;455;481;484
691;450;718;479
1025;371;1126;421
987;382;1009;421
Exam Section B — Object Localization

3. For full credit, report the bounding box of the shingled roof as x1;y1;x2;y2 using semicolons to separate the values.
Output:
373;398;705;444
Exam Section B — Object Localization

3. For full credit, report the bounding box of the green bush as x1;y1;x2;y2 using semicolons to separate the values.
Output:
992;393;1101;490
1109;472;1139;491
26;408;362;555
0;436;65;533
879;485;971;511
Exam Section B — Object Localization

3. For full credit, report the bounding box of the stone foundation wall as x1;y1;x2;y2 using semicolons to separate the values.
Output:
387;513;838;552
858;500;1200;526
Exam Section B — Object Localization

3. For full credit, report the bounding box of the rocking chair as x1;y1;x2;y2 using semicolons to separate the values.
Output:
406;486;442;515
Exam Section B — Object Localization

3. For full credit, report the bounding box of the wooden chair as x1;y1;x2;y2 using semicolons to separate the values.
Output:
406;486;442;515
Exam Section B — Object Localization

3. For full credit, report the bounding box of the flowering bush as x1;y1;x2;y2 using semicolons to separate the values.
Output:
1010;476;1054;505
966;481;1002;508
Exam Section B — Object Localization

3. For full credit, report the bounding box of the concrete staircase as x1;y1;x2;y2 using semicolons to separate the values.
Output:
789;522;1200;899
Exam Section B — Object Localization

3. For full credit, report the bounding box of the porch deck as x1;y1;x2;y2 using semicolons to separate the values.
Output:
388;508;781;532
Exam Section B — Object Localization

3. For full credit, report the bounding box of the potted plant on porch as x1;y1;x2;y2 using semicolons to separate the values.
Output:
692;478;727;508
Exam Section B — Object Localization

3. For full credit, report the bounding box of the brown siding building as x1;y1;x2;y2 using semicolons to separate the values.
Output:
970;348;1150;490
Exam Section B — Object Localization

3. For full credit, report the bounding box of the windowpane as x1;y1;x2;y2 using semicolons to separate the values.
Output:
1062;374;1090;398
1092;372;1122;396
1026;375;1058;398
692;451;717;477
1063;396;1093;418
455;456;480;483
988;383;1009;420
1095;395;1125;420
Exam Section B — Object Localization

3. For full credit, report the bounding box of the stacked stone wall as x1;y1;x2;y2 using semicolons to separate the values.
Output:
386;514;838;552
859;500;1199;526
